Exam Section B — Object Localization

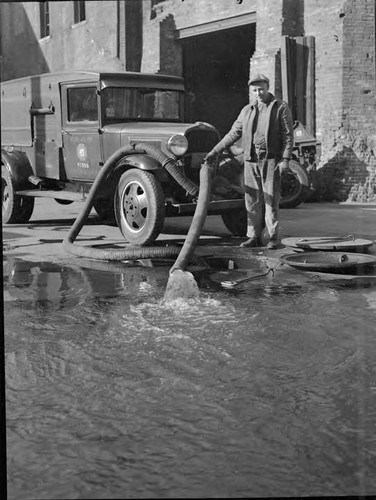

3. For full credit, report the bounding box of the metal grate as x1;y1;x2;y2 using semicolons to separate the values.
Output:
189;152;206;169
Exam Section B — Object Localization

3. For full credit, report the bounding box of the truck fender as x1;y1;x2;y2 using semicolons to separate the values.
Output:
116;153;161;171
97;153;164;200
1;150;34;189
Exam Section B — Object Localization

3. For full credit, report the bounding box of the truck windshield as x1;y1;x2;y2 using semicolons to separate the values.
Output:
101;87;183;124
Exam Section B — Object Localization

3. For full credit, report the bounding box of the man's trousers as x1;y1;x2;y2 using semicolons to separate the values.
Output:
243;158;281;241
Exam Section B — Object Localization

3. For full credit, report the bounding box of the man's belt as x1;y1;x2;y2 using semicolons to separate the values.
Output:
255;148;267;157
250;145;280;161
254;148;277;160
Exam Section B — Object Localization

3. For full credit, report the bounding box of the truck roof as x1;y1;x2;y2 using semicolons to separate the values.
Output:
1;70;185;89
1;70;186;148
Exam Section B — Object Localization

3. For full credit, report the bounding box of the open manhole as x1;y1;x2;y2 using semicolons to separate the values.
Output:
203;255;273;289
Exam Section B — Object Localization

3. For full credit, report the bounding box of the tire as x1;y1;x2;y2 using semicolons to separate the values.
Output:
114;169;165;246
93;197;116;221
279;159;309;209
2;165;34;223
55;199;74;205
221;207;247;237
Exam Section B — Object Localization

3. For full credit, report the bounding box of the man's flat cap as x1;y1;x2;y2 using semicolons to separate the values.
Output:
248;73;270;85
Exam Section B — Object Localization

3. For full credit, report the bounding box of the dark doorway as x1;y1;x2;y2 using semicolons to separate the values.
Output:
182;24;256;136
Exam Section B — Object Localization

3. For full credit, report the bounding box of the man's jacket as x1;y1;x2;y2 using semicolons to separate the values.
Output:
213;94;294;161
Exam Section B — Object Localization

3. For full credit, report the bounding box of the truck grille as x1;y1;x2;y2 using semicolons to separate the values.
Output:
189;152;206;169
185;129;218;155
184;128;218;172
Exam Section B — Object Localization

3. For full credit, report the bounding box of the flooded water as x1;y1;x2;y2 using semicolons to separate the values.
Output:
3;255;376;499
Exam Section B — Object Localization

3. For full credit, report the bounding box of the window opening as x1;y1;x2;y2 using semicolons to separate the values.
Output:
67;87;98;122
40;1;50;38
74;0;86;24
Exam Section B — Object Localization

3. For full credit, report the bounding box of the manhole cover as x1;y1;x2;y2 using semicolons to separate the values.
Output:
282;236;374;252
280;251;376;273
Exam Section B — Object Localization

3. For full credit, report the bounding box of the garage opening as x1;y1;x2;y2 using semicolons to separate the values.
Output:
182;23;256;137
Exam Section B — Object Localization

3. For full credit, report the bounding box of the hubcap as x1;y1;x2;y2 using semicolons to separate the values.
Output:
121;180;148;232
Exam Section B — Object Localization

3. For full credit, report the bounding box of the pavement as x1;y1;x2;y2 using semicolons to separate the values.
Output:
2;198;376;270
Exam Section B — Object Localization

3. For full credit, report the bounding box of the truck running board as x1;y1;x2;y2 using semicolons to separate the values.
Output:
171;199;245;216
16;190;86;201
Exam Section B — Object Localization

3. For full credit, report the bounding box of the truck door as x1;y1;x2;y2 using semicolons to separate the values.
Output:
61;83;104;181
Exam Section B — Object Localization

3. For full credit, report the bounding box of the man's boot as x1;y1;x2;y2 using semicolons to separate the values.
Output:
266;239;279;250
240;237;262;248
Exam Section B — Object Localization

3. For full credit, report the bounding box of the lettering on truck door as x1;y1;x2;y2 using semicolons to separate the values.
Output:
61;84;103;181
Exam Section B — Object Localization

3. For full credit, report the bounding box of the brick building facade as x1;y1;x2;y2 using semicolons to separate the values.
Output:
1;0;375;201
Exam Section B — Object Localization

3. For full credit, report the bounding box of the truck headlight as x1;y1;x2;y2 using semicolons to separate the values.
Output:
167;134;188;157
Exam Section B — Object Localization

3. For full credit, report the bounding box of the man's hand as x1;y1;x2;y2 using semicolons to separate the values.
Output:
204;150;218;163
282;158;290;170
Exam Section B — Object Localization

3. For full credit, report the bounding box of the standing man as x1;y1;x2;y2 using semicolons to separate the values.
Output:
205;74;294;249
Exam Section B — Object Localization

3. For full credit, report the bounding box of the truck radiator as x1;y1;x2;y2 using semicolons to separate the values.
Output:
184;129;218;184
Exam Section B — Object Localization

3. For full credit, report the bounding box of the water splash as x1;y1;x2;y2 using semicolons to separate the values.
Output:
163;269;200;303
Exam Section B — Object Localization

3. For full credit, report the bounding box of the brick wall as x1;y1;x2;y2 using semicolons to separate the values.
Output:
342;0;376;201
304;0;376;201
248;0;284;95
252;0;376;202
282;0;305;36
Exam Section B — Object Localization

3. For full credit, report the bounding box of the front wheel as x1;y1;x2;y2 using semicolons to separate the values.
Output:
279;159;309;209
2;165;34;223
221;207;247;237
114;169;165;246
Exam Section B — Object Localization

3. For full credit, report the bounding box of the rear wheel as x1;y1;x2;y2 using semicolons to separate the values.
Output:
2;165;34;223
221;207;247;237
115;169;165;246
279;159;309;208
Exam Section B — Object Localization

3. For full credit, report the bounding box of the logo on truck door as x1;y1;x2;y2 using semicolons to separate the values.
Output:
77;143;89;168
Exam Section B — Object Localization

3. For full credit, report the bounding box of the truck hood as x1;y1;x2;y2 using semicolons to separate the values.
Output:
101;121;220;158
102;121;218;142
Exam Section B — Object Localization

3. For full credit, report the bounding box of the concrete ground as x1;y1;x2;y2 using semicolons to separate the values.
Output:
2;198;376;268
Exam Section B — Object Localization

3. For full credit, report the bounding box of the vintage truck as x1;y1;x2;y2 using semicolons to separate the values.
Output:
1;70;315;246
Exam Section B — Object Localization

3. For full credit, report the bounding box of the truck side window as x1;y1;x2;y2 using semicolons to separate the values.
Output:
68;87;98;122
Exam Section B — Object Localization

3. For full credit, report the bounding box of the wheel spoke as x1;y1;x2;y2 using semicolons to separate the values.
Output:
136;191;148;212
125;183;138;200
131;211;147;229
123;184;137;213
